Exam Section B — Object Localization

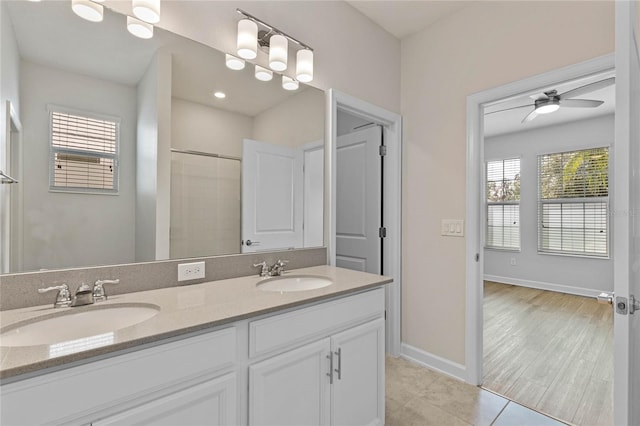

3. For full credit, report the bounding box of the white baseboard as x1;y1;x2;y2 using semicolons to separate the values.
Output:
483;274;606;298
400;343;467;382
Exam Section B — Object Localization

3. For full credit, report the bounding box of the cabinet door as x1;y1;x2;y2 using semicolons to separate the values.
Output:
92;372;236;426
331;318;385;426
250;338;331;426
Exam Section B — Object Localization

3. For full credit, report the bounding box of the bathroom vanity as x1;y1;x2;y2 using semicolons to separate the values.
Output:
0;266;391;425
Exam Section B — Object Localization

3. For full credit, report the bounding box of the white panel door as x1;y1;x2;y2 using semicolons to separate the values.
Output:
336;127;382;273
614;1;640;425
92;373;237;426
242;139;303;252
249;339;331;426
330;318;385;426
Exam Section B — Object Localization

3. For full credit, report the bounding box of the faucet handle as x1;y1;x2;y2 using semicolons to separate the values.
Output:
38;284;72;308
253;261;269;277
93;279;120;302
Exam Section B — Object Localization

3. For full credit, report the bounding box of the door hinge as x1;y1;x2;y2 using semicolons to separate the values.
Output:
379;145;387;156
475;253;480;262
384;310;387;320
379;227;387;238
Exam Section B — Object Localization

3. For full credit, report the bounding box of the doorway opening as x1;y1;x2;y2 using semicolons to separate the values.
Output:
465;57;616;424
327;90;402;355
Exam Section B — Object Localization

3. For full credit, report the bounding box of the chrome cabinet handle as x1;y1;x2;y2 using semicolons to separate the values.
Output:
334;348;342;380
245;240;260;246
326;353;334;384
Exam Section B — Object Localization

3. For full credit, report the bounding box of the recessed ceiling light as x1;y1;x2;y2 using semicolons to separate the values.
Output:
71;0;104;22
213;91;226;99
127;16;153;39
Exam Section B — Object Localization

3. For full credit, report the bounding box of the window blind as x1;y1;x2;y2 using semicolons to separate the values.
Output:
538;147;609;257
50;111;118;192
486;158;520;249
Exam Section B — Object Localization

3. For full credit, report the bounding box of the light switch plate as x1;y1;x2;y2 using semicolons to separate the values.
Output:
441;219;464;237
178;261;205;281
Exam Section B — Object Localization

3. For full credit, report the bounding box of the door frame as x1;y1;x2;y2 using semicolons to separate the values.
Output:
464;54;615;385
4;101;23;273
327;89;402;355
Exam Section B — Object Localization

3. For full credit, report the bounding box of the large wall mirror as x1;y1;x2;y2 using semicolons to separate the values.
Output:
1;1;325;274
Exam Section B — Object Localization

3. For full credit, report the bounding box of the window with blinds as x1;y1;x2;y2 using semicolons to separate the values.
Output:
50;109;119;193
538;147;609;257
486;158;520;250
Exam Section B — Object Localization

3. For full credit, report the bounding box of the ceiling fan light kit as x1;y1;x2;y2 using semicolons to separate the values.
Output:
487;77;615;123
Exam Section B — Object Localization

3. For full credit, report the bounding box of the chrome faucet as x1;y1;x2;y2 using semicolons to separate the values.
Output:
93;279;120;302
38;284;72;308
71;283;94;307
254;260;289;277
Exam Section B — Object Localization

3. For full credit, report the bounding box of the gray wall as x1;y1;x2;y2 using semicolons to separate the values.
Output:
19;61;137;271
484;114;614;296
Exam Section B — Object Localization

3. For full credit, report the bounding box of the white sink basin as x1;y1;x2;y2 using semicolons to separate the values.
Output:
257;275;333;292
0;303;160;347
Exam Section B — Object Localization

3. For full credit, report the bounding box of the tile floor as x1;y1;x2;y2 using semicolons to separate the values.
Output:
386;356;567;426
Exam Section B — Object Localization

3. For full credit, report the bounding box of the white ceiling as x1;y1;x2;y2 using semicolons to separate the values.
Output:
484;71;616;138
346;0;471;39
7;1;308;117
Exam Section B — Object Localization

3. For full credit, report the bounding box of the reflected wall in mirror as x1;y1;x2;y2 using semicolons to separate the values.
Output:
0;1;325;274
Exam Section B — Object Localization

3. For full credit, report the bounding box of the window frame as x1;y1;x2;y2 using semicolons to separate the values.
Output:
485;157;521;251
48;105;120;195
537;146;610;259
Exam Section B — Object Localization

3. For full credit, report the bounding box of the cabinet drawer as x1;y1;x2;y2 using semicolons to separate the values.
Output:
1;327;236;425
249;287;384;358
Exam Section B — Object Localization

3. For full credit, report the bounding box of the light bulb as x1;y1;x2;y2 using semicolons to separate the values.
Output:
225;54;245;71
269;34;288;71
127;16;153;39
296;49;313;83
282;76;299;91
237;19;258;59
255;65;273;82
71;0;104;22
132;0;160;24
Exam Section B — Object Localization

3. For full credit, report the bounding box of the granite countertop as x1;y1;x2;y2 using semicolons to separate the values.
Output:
0;266;392;381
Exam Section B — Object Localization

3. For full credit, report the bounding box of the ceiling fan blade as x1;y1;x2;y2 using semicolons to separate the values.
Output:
561;99;605;108
521;109;538;123
485;103;534;115
559;77;615;99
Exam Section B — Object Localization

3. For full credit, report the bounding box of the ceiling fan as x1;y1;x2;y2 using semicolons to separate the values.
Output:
486;77;615;123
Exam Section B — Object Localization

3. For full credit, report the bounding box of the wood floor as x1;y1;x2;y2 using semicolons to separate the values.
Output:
483;281;613;426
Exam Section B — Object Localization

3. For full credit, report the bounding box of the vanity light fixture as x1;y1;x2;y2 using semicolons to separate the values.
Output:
127;16;153;39
237;19;258;59
225;54;245;71
255;65;273;82
269;34;288;71
282;76;299;91
132;0;160;24
235;9;315;83
71;0;104;22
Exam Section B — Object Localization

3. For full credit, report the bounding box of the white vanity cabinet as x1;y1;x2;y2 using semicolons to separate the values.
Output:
248;288;385;426
0;327;238;426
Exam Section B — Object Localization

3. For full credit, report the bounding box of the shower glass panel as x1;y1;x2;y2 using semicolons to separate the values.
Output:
170;151;241;258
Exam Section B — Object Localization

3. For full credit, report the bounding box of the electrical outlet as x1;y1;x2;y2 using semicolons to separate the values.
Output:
510;258;517;266
178;261;205;281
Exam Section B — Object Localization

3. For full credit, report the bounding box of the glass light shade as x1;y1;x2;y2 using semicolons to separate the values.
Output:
269;34;288;71
71;0;103;22
127;16;153;39
296;49;313;83
255;65;273;82
132;0;160;24
237;19;258;59
282;76;299;91
225;54;245;71
536;103;560;114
